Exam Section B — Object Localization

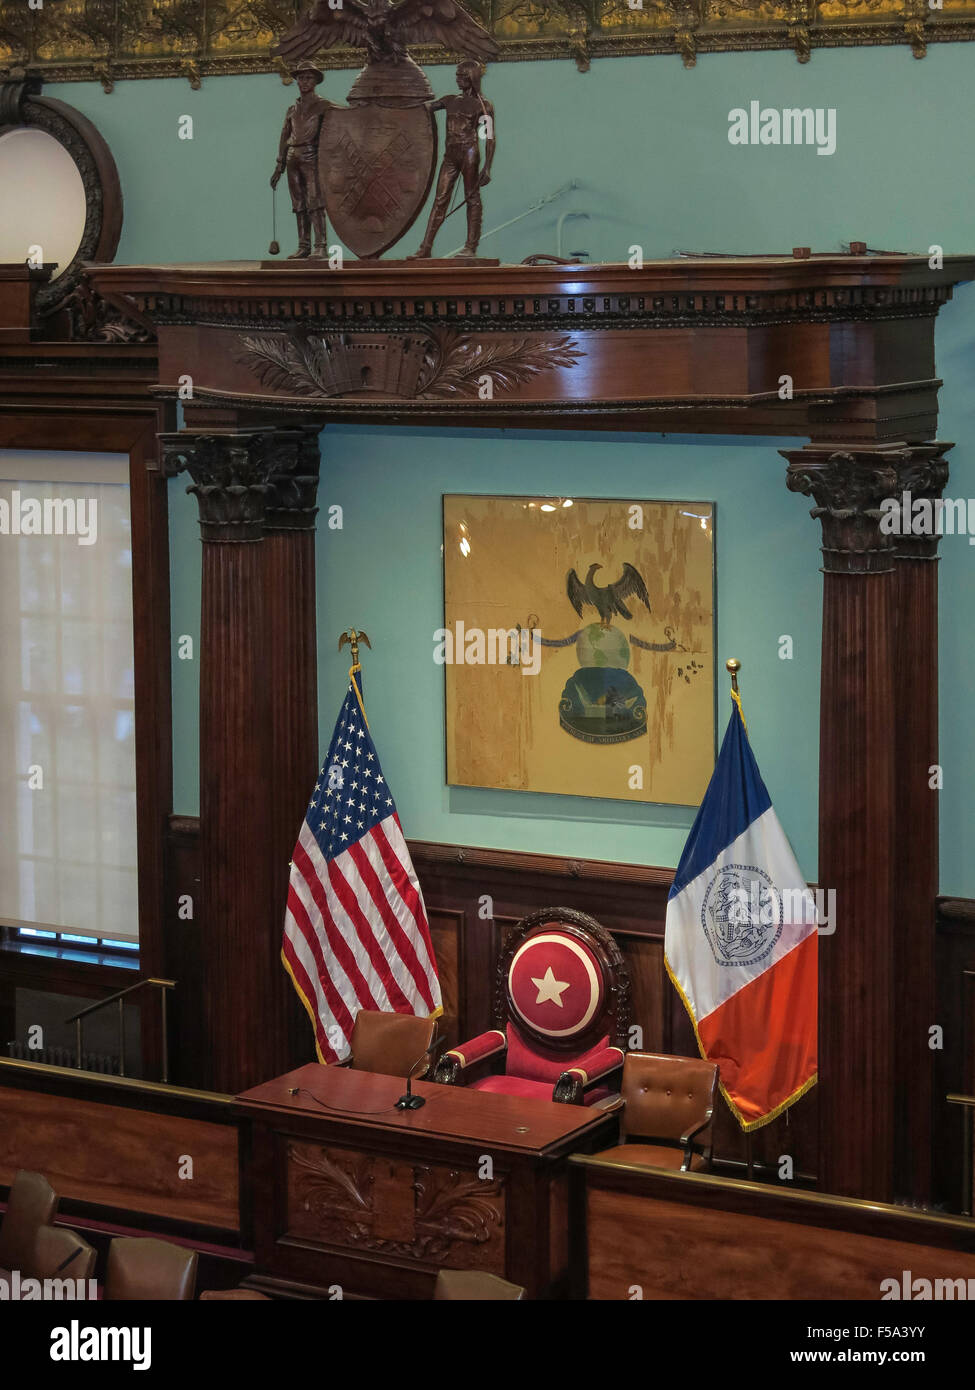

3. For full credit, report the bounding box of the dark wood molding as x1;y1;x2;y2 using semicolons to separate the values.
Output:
0;81;124;332
88;255;975;440
0;388;174;1081
408;838;676;890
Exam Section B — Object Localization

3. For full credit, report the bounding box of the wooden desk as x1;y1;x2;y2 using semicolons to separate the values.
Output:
235;1064;617;1299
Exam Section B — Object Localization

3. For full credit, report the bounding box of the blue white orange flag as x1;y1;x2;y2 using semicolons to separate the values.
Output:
664;692;818;1130
282;670;442;1063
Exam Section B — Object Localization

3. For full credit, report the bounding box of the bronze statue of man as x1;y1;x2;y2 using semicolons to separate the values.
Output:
271;61;334;259
410;61;495;260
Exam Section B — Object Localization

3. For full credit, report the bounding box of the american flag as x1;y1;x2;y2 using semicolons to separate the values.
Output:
282;673;442;1064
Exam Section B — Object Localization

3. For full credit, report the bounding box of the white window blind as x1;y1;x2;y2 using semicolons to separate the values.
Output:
0;451;139;944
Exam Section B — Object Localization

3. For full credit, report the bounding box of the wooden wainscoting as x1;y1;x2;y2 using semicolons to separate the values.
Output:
0;1057;241;1238
935;898;975;1212
569;1156;975;1301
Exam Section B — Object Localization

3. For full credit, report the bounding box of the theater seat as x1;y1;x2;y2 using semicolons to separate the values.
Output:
434;1269;525;1300
200;1288;270;1300
0;1170;58;1276
595;1051;719;1173
33;1225;97;1282
104;1237;198;1301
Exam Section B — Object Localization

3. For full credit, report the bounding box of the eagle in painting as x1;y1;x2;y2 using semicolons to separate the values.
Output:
566;562;651;630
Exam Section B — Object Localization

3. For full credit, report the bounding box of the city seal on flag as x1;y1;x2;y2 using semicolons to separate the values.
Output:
701;864;783;968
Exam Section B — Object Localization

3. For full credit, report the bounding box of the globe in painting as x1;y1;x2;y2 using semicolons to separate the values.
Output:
559;622;647;745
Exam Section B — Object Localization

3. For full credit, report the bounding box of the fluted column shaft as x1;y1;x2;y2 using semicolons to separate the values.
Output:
784;441;950;1202
162;427;321;1093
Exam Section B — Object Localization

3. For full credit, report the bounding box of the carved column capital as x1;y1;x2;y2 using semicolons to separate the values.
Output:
264;425;323;533
888;442;953;561
783;442;954;572
160;431;276;542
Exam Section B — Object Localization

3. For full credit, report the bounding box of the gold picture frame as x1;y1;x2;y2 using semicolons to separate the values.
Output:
443;493;716;807
0;0;970;90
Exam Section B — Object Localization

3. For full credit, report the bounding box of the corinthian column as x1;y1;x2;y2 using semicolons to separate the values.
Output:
263;426;322;1066
162;430;287;1093
784;444;900;1201
888;444;951;1204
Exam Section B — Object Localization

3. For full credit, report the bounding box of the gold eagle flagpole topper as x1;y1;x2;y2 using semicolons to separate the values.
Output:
339;627;371;675
339;628;372;725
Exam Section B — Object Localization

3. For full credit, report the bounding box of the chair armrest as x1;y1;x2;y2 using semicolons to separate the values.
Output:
552;1044;625;1105
679;1110;715;1146
589;1093;625;1114
433;1030;507;1085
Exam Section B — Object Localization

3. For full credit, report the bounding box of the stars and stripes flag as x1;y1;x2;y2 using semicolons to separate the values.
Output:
664;691;818;1131
282;671;442;1063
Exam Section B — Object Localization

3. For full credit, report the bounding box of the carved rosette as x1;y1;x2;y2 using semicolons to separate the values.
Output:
264;426;323;533
160;432;275;542
784;443;953;572
783;447;901;575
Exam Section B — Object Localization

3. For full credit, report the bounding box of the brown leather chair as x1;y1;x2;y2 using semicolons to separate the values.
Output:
433;1269;525;1301
0;1170;58;1275
342;1009;437;1079
596;1051;719;1173
104;1237;198;1301
32;1225;97;1283
200;1288;270;1300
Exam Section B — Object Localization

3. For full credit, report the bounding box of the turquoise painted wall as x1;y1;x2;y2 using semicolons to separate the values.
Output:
54;44;975;890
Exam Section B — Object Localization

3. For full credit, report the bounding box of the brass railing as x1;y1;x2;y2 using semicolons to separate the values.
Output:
65;978;175;1083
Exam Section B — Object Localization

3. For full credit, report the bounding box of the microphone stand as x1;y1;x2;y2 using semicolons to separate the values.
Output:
395;1035;446;1111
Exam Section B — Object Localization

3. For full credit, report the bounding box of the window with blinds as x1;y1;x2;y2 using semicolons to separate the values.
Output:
0;451;139;947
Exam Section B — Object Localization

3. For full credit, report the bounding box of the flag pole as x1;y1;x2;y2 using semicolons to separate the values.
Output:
728;656;755;1180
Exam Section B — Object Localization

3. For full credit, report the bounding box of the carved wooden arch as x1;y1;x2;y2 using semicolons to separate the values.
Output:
0;78;123;320
492;905;632;1052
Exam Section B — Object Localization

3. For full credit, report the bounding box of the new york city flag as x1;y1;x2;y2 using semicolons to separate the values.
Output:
664;693;818;1130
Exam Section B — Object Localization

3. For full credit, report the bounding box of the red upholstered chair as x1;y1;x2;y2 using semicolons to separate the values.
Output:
433;908;630;1105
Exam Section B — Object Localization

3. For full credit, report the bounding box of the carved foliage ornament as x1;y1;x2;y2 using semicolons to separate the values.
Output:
232;325;583;401
287;1142;505;1266
0;0;970;85
784;445;953;572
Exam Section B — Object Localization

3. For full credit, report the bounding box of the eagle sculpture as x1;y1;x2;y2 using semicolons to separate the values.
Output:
274;0;500;67
567;563;652;630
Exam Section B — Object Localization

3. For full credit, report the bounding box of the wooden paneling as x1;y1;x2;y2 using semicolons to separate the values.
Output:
427;907;462;1049
0;1062;239;1233
572;1159;975;1301
935;899;975;1211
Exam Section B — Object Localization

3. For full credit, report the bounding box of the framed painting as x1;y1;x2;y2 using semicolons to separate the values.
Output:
442;493;715;807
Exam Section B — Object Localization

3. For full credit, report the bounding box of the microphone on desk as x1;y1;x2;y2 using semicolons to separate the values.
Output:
395;1035;446;1111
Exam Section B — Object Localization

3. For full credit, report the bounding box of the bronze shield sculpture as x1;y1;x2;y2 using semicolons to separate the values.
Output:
318;99;436;260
